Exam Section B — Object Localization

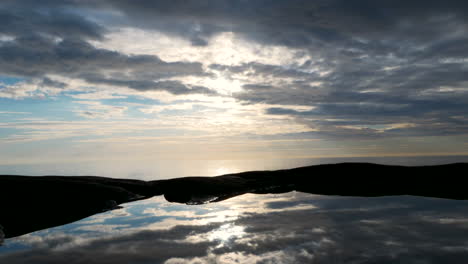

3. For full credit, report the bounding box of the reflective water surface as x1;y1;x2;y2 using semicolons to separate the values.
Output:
2;192;468;263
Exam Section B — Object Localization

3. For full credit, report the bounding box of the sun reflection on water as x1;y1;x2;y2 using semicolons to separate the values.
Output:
1;192;316;254
4;192;468;263
208;224;245;246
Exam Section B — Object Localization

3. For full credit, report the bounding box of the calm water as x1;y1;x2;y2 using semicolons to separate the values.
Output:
2;192;468;263
2;156;468;263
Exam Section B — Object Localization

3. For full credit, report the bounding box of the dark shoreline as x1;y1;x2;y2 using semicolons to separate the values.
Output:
1;162;467;240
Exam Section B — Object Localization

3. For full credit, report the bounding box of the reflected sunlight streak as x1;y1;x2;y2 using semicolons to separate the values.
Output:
208;223;245;247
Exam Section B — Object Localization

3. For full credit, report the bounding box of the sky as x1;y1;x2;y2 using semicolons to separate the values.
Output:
1;1;468;176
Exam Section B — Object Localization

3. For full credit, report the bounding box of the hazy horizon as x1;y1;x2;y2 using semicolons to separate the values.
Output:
1;155;466;180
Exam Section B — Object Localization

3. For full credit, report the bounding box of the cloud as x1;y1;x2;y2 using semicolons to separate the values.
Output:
0;2;213;97
40;77;67;89
0;36;206;80
73;101;128;119
0;38;212;96
77;0;468;138
1;0;468;140
229;60;468;138
81;76;216;95
0;80;41;99
82;0;468;54
3;194;468;263
0;4;105;41
0;227;218;264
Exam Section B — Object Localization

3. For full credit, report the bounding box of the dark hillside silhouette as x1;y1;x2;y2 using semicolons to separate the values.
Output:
1;163;467;240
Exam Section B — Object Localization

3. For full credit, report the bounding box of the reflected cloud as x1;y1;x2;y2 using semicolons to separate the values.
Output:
3;193;468;263
3;163;467;240
207;223;245;247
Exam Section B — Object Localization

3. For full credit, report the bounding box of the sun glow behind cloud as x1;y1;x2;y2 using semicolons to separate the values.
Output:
1;1;468;175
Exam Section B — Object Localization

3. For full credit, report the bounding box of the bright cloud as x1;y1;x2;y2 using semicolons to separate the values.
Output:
1;0;468;168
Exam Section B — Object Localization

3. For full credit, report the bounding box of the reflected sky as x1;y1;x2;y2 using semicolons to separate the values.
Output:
2;192;468;263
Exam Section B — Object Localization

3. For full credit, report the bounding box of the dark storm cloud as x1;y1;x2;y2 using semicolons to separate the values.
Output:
6;0;462;58
40;77;67;89
84;0;467;138
230;57;468;137
87;0;468;55
0;6;105;40
81;75;216;95
0;1;212;96
4;0;468;75
0;35;209;95
1;0;468;135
